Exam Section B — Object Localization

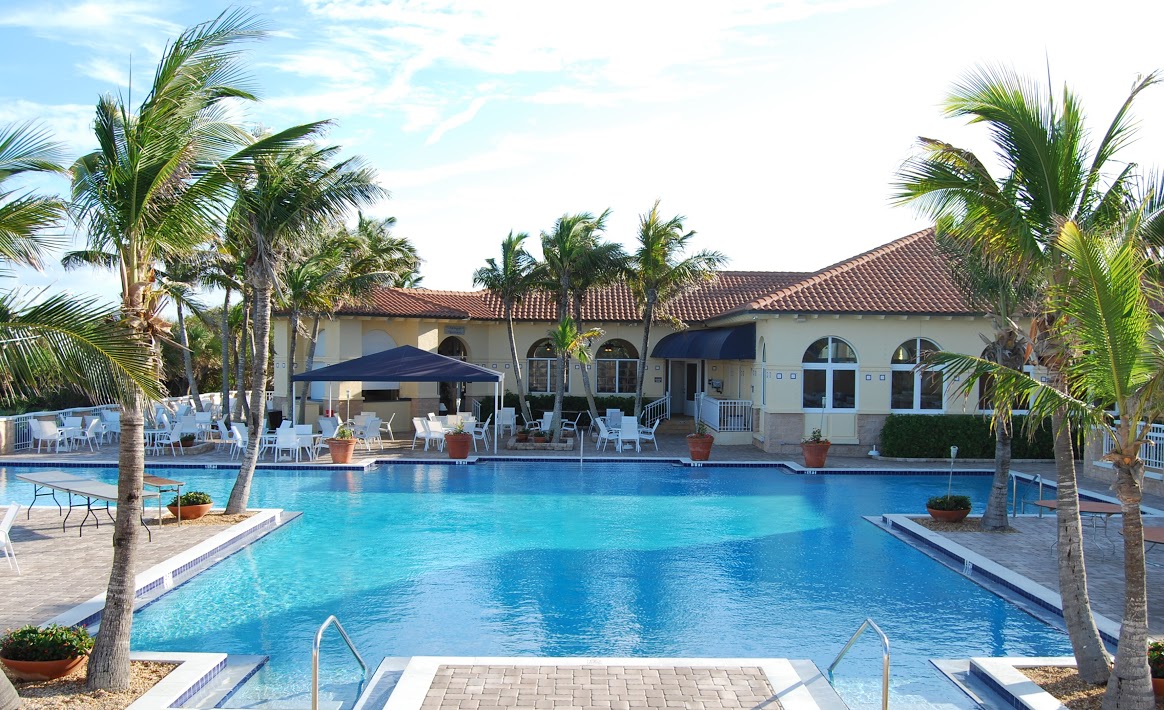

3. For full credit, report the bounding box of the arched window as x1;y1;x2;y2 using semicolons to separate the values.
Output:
802;337;857;409
977;345;1035;412
596;339;638;394
526;339;566;393
891;338;943;411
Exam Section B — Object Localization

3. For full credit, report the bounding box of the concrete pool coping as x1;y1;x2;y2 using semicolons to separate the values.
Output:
379;656;847;710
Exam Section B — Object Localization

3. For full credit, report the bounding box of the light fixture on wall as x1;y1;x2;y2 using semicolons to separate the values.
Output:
795;315;807;323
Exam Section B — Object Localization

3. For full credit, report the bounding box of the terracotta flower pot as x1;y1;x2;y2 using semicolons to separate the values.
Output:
1;655;87;681
327;438;357;464
168;503;212;521
516;432;529;442
1153;677;1164;696
531;436;547;444
801;441;831;468
445;432;472;459
687;434;714;461
926;507;970;523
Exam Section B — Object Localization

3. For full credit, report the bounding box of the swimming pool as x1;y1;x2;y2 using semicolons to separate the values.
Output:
0;462;1069;709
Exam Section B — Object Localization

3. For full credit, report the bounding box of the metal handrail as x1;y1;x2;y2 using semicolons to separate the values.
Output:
827;618;889;710
1011;473;1044;517
312;615;368;710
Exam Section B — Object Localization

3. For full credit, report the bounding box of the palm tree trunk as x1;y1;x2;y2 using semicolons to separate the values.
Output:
505;305;533;423
573;295;600;424
297;315;320;424
175;301;203;411
551;281;568;442
0;673;19;709
86;399;144;691
634;296;655;419
234;297;250;422
1103;457;1152;709
226;277;272;515
286;307;300;421
1052;408;1111;683
221;289;231;424
980;413;1012;531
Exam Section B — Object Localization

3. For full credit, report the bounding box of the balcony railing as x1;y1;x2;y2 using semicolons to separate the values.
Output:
698;394;753;432
1103;421;1164;472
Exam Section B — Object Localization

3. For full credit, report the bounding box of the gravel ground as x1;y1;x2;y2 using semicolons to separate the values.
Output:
4;661;176;709
1020;666;1164;709
143;511;256;527
908;516;1020;533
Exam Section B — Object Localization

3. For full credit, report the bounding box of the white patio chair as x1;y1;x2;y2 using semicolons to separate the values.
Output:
595;419;615;452
273;429;300;462
70;419;102;452
379;412;396;441
423;419;446;452
230;424;248;461
354;417;382;451
101;411;121;443
194;412;213;440
62;415;83;429
606;409;622;430
471;414;492;452
213;419;235;451
294;424;317;460
319;417;339;439
1;503;21;575
30;420;65;453
619;421;640;453
82;415;106;443
411;417;428;450
560;412;583;436
638;419;660;451
499;407;516;437
160;424;185;457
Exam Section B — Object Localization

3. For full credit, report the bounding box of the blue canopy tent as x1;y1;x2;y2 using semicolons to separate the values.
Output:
292;345;504;451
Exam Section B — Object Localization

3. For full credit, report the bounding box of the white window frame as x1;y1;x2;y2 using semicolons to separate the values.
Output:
890;338;945;413
595;339;639;395
527;339;568;394
977;363;1037;415
802;336;858;411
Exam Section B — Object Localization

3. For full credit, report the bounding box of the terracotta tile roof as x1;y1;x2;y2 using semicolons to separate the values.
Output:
717;228;980;317
332;228;979;323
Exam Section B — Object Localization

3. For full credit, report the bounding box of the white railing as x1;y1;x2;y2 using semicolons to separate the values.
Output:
642;396;669;425
1103;421;1164;471
472;399;482;421
698;394;753;432
6;404;121;451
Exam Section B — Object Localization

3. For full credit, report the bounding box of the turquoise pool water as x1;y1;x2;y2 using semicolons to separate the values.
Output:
0;462;1068;708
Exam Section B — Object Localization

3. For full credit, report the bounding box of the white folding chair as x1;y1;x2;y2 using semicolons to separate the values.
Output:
1;503;21;575
638;419;660;451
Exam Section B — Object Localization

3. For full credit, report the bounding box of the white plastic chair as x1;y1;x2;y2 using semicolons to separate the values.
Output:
595;419;614;452
194;412;213;440
422;419;446;451
70;419;102;452
638;419;660;451
471;414;492;452
499;407;516;437
294;424;316;460
230;424;249;461
319;417;339;439
160;424;185;456
1;503;21;575
619;421;640;453
379;412;396;441
30;420;65;452
560;412;583;436
101;411;121;442
273;429;300;462
606;409;623;430
353;417;382;451
411;417;428;450
213;419;234;450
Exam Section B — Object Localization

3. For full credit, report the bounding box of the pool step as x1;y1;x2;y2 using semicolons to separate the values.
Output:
351;658;409;710
177;654;267;708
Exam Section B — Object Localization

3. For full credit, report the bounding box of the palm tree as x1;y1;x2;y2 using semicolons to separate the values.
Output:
223;137;384;515
473;231;537;424
548;317;603;394
538;210;615;440
570;242;627;424
932;221;1163;710
892;66;1159;682
67;10;279;690
0;122;160;707
626;200;725;418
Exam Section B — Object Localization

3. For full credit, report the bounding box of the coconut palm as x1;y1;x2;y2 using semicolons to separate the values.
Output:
570;243;627;424
547;317;604;394
626;200;725;418
473;231;538;424
223;137;384;515
66;10;286;690
892;66;1159;682
538;211;618;440
932;221;1163;710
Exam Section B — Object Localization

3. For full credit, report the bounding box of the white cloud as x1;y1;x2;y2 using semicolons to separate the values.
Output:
424;96;488;145
0;100;96;157
0;1;181;51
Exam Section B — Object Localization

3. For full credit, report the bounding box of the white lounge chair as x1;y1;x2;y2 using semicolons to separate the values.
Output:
1;503;21;574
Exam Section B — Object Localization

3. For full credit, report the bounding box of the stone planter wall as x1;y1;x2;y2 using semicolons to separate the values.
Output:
506;436;576;451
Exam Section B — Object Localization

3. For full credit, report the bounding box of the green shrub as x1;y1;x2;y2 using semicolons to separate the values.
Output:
926;495;972;511
477;393;635;421
1149;640;1164;678
879;414;1082;459
169;490;212;507
0;624;93;661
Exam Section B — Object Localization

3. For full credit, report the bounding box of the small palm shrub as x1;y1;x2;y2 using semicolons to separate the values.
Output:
0;624;93;661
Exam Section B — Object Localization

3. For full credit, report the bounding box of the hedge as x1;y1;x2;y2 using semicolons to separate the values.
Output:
476;393;634;422
878;414;1082;459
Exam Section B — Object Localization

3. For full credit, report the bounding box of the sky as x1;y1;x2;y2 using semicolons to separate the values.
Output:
3;0;1164;307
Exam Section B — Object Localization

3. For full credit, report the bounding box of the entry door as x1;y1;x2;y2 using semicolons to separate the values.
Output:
669;362;685;415
684;363;699;416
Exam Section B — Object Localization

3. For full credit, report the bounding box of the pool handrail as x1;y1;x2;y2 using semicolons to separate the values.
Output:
312;614;368;710
827;617;889;710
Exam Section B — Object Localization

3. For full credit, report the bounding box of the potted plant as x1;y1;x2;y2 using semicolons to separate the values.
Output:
687;420;714;461
326;424;357;464
445;421;472;459
0;624;94;680
1149;640;1164;695
515;426;530;443
926;494;972;523
801;428;831;468
530;428;548;444
179;433;197;447
168;491;213;520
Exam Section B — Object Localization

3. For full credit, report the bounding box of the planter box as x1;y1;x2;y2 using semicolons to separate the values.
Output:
505;436;576;451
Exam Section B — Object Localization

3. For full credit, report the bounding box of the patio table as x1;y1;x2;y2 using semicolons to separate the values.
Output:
16;471;159;541
143;475;184;527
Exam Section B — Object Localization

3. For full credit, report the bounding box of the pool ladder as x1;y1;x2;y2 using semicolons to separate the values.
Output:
1010;473;1044;517
312;615;367;710
827;617;889;710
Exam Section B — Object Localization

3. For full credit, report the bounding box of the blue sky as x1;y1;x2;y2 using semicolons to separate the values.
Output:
3;0;1164;305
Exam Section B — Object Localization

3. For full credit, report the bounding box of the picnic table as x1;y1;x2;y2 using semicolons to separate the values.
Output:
1029;499;1124;530
16;471;159;541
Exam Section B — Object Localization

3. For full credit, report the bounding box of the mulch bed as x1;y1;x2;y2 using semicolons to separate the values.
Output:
144;511;256;527
908;516;1019;533
1020;666;1164;709
4;660;176;709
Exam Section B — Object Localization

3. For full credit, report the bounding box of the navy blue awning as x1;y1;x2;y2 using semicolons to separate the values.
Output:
291;345;502;383
651;324;755;360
